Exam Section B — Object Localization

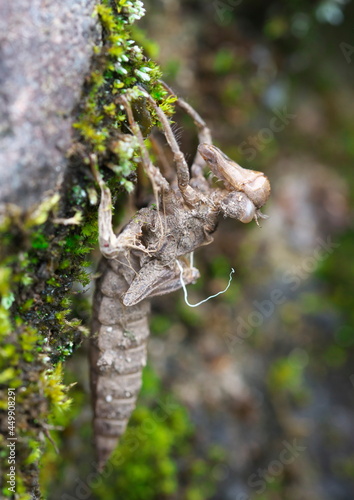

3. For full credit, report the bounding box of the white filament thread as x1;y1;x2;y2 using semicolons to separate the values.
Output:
176;259;235;308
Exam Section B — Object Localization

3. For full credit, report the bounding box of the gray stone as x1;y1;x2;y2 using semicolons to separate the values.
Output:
0;0;99;209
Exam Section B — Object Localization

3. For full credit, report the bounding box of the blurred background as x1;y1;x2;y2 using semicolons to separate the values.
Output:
44;0;354;498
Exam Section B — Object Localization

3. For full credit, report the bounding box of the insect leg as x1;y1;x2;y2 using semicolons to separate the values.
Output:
160;81;212;146
141;90;201;206
119;96;170;194
89;155;125;259
159;81;213;189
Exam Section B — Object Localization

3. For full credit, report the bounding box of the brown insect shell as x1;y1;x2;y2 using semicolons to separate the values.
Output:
220;191;256;223
240;172;271;209
198;144;271;208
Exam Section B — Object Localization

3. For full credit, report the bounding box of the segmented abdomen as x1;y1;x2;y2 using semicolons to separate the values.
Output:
90;257;150;469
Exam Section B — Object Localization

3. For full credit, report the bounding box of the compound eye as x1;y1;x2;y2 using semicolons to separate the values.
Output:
239;198;256;223
220;192;256;223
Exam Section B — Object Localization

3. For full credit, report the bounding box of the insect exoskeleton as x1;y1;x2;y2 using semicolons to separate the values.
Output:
219;191;256;223
198;144;271;209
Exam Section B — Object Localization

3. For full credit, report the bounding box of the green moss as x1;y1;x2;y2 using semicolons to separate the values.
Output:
150;313;173;336
267;349;310;401
72;0;176;193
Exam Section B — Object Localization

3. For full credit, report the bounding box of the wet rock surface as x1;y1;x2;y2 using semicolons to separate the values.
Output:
0;0;98;209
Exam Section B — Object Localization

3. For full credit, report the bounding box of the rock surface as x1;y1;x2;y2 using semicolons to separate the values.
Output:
0;0;98;209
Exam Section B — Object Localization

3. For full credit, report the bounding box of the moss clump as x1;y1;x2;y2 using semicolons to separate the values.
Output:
72;0;176;193
0;1;177;498
0;184;96;498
